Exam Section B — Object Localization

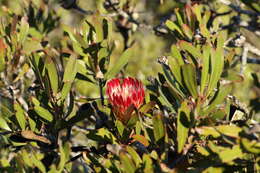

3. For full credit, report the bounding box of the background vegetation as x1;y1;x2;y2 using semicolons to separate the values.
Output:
0;0;259;172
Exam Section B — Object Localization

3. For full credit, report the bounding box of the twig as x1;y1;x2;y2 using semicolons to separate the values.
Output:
59;0;93;15
71;125;93;133
246;57;260;64
234;55;260;65
0;131;13;135
240;43;249;74
247;43;260;56
219;0;260;16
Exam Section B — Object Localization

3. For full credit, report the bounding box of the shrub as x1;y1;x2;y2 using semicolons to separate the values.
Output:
0;0;259;172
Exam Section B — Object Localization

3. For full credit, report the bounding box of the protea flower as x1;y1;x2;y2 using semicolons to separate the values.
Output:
106;77;145;123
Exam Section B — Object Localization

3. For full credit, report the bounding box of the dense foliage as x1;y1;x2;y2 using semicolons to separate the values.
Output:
0;0;259;172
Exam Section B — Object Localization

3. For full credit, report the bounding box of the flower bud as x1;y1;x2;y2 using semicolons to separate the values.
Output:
106;77;145;123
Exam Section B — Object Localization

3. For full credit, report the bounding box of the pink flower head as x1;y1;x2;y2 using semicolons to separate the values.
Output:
106;77;145;123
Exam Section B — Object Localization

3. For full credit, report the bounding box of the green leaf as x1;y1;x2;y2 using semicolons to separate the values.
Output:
143;154;153;173
94;16;104;42
63;25;77;42
196;126;220;138
161;63;185;100
14;102;26;130
31;96;40;106
218;145;243;163
215;124;242;137
205;84;232;113
181;64;198;98
116;120;125;137
211;109;226;120
158;86;175;110
32;154;46;173
58;144;66;172
61;55;78;101
196;145;210;156
119;152;136;173
139;101;156;114
179;40;203;59
58;143;70;172
207;34;224;96
82;21;90;42
202;10;211;25
225;72;244;83
98;47;109;60
105;48;132;79
45;57;59;94
175;8;184;26
21;150;33;167
192;4;202;23
177;100;191;153
19;17;29;44
200;44;210;94
63;55;78;82
34;106;53;122
77;59;91;77
72;41;85;56
63;25;85;55
150;150;158;160
14;64;30;82
29;54;44;88
168;56;183;87
135;121;142;135
28;27;43;39
200;23;211;39
62;103;94;129
241;138;260;154
0;116;11;131
171;45;184;65
196;125;242;138
202;167;225;173
0;103;13;117
23;39;42;54
165;81;185;102
241;0;260;12
74;33;87;48
152;111;165;143
165;20;184;36
181;24;193;40
28;117;36;131
126;146;142;167
61;82;72;102
0;39;5;72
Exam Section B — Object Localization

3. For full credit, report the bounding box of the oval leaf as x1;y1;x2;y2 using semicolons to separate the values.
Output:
152;111;165;143
34;106;53;122
181;64;198;98
105;48;132;79
177;100;191;153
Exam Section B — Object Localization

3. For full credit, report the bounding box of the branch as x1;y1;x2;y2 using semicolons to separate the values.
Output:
240;56;260;64
219;0;260;16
